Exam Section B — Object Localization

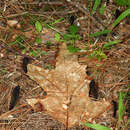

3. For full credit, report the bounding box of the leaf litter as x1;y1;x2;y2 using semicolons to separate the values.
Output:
0;0;129;129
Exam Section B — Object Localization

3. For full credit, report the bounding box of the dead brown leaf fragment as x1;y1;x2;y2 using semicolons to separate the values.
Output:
26;43;111;128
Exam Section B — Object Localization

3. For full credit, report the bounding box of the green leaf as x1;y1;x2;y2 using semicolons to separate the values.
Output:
67;44;78;53
103;40;122;49
35;21;42;34
74;34;81;40
35;37;42;44
55;33;60;42
91;0;102;14
82;123;110;130
63;34;73;40
89;30;111;37
29;50;37;57
99;5;105;15
111;9;130;29
68;25;78;34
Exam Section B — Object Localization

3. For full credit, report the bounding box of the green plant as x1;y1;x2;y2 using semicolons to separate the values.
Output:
34;20;43;46
111;8;130;29
67;44;79;53
29;49;48;57
50;18;64;25
88;49;107;61
62;24;81;53
35;37;42;44
46;41;52;48
9;35;26;49
89;30;111;37
91;0;102;15
81;122;110;130
118;92;127;128
90;8;130;37
99;5;105;15
81;91;128;130
103;40;122;49
114;0;130;6
44;64;54;70
44;18;63;29
55;33;61;42
35;21;42;34
63;25;81;42
0;68;7;75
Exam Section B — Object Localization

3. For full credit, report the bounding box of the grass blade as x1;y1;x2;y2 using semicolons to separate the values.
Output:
82;123;110;130
51;18;63;25
91;0;102;14
89;30;111;37
100;5;105;15
118;92;126;128
111;8;130;29
103;40;122;49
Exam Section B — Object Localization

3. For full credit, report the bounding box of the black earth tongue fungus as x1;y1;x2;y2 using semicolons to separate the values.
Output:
9;86;20;110
69;15;75;25
115;9;122;19
23;57;30;73
89;79;98;99
112;100;118;118
106;0;110;6
85;66;91;76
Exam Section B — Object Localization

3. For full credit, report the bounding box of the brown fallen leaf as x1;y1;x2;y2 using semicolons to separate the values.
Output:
26;43;111;128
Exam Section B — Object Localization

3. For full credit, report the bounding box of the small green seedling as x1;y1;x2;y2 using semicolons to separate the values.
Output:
88;49;107;61
63;24;81;53
63;25;81;42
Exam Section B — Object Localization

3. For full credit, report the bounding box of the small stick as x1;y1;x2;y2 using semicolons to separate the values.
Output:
21;1;64;5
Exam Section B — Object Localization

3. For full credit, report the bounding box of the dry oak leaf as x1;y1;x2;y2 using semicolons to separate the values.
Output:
26;43;111;128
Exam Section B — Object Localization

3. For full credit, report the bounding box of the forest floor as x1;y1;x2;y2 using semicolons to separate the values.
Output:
0;0;129;130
